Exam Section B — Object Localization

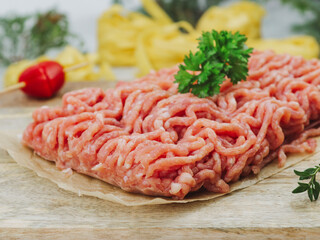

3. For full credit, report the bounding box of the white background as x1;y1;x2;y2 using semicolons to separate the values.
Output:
0;0;305;88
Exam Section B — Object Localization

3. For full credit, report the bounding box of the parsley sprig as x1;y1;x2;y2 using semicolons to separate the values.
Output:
292;164;320;201
174;30;253;98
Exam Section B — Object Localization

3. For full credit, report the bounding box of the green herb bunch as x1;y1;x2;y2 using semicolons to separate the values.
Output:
255;0;320;44
155;0;223;27
174;30;253;98
292;164;320;201
113;0;224;27
282;0;320;44
0;9;82;66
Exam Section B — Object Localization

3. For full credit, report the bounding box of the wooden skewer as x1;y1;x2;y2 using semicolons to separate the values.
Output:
0;82;26;95
64;62;89;72
0;62;89;96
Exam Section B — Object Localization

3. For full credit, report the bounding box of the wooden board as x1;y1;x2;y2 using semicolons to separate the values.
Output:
1;82;320;239
0;81;116;108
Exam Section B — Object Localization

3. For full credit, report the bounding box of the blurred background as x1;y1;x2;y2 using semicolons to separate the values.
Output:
1;0;319;89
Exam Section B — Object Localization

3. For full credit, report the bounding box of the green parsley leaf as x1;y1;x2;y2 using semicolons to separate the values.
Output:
174;30;253;98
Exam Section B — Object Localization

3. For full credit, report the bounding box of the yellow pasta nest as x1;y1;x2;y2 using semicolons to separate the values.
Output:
247;36;320;60
197;1;265;38
98;0;319;76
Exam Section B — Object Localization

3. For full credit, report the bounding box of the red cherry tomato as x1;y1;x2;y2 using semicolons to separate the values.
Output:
18;61;65;98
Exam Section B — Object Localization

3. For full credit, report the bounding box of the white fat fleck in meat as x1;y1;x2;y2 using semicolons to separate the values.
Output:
65;130;71;137
46;132;53;144
124;163;131;169
117;156;124;167
126;141;134;149
154;119;164;128
136;173;143;178
40;105;49;109
67;104;74;112
91;163;103;171
161;112;170;119
66;151;73;159
179;172;194;184
158;107;169;113
123;175;128;183
227;157;235;167
95;113;104;123
169;182;182;195
136;99;144;105
261;146;269;157
116;139;127;166
255;155;261;161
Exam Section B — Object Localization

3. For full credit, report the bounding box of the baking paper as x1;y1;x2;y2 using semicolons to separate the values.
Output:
0;125;318;206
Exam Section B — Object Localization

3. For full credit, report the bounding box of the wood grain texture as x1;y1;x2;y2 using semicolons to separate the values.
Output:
1;82;320;239
1;228;320;240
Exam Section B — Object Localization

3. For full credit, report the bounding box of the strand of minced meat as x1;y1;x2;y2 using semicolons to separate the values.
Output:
23;50;320;199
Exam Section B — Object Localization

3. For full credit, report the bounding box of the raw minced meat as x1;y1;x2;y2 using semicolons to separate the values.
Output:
23;51;320;199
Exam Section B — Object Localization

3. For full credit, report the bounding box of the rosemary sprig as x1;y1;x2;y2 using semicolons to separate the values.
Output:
292;164;320;201
255;0;320;45
0;9;82;66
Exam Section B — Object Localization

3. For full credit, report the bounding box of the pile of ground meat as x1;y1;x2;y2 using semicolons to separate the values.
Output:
23;50;320;199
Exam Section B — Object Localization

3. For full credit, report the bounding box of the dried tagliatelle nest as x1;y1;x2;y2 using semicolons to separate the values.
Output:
97;0;319;76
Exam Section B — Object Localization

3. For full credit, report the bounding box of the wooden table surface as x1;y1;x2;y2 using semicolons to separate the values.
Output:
1;82;320;240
